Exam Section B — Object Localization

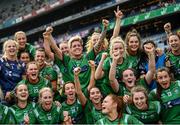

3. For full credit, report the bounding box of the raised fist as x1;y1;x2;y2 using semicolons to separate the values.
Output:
73;67;81;76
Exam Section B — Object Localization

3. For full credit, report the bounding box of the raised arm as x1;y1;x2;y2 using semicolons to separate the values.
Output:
111;6;123;41
144;44;156;85
94;19;109;54
164;22;172;39
109;51;120;93
43;32;54;61
87;60;96;91
95;52;108;80
74;67;87;106
46;27;63;60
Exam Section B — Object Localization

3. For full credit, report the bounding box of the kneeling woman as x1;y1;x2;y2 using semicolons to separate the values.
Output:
9;84;36;124
96;94;143;124
156;68;180;124
126;86;161;124
27;87;69;124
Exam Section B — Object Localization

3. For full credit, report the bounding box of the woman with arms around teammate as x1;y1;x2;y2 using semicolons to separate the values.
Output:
96;94;143;124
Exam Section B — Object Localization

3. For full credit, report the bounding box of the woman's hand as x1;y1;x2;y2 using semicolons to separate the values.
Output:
24;114;29;125
144;43;155;55
55;101;61;107
43;32;51;40
164;22;171;33
102;19;109;29
46;26;53;33
63;111;72;125
123;95;132;104
101;52;108;60
88;60;96;69
73;67;81;76
5;92;11;102
112;51;120;61
114;6;123;19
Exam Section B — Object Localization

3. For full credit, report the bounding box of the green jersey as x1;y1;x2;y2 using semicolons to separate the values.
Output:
100;57;129;96
160;80;180;124
30;103;64;124
165;52;180;80
126;53;141;76
55;50;95;92
95;50;108;66
18;77;51;102
54;55;70;83
62;99;85;124
120;78;149;96
0;103;14;124
84;100;104;124
96;113;143;125
126;101;161;124
161;81;180;103
9;102;36;124
148;89;158;101
18;43;36;60
103;57;129;83
39;64;57;82
95;51;109;90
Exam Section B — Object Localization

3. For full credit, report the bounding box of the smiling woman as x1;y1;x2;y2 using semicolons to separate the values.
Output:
0;39;25;105
14;31;36;60
9;84;36;124
155;68;180;124
109;41;156;104
125;29;142;75
96;94;143;125
43;23;107;94
126;86;161;124
35;48;58;92
165;33;180;80
61;82;86;124
95;37;129;96
17;61;52;102
26;87;65;124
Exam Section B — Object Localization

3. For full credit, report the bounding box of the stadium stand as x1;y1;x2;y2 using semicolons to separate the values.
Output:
0;0;179;51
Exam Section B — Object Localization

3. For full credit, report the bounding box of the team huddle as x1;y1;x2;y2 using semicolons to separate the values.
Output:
0;7;180;124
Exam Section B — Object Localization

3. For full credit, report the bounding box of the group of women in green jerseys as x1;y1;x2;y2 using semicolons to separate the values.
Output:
0;6;180;124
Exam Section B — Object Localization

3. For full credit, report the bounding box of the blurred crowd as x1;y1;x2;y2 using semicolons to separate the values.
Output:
0;1;180;125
